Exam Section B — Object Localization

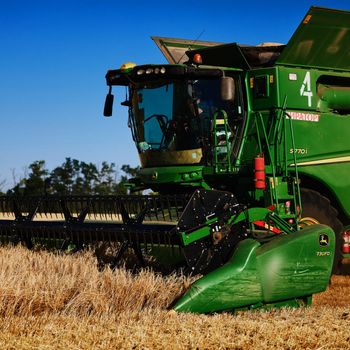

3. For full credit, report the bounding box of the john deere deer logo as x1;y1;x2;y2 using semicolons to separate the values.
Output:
319;234;329;247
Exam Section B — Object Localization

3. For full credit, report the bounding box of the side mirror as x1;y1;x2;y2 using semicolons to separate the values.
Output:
220;76;235;101
103;87;114;117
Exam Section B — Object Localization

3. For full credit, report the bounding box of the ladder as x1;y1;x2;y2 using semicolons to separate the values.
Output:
213;110;233;173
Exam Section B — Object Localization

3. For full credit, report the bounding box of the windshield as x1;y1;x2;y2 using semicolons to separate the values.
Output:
129;77;243;164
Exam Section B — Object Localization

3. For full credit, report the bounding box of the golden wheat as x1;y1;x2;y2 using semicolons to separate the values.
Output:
0;246;349;349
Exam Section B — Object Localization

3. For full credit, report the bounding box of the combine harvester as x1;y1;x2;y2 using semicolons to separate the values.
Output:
1;6;350;313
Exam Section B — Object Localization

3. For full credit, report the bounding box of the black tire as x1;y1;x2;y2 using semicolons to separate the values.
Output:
300;188;343;274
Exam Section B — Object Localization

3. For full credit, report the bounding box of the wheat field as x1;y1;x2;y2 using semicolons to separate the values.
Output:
0;246;349;350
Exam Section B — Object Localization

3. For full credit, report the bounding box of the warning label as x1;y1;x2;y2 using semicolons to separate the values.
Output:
287;111;320;122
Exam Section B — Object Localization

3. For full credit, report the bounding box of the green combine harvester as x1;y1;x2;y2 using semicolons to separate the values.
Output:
1;6;349;313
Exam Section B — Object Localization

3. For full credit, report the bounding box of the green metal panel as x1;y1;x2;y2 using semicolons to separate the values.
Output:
276;66;317;110
248;68;280;112
139;165;204;185
276;7;350;71
173;224;334;313
258;225;334;302
173;239;263;312
318;85;350;112
296;163;350;218
180;225;211;246
252;64;350;218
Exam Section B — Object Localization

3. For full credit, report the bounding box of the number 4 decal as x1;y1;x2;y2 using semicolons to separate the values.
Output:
300;71;313;107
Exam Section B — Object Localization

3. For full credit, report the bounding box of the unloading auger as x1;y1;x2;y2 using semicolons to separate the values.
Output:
0;189;335;313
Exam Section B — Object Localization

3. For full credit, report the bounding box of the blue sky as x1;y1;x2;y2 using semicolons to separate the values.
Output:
1;0;349;189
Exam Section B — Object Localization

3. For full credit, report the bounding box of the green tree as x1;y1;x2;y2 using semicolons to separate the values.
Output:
117;164;141;194
50;158;80;194
120;164;140;178
78;161;99;194
94;161;118;194
10;160;49;195
8;159;139;195
0;178;6;195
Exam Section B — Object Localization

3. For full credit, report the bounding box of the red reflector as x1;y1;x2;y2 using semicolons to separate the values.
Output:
253;220;281;234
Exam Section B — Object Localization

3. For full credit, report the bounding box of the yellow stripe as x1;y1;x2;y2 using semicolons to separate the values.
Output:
290;156;350;167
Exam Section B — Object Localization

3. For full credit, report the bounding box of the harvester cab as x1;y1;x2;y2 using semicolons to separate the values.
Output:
104;61;245;191
2;6;349;313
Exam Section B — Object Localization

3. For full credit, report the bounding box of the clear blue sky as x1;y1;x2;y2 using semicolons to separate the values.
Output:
1;0;349;189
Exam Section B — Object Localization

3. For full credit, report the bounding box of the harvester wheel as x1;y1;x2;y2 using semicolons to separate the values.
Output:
300;188;343;274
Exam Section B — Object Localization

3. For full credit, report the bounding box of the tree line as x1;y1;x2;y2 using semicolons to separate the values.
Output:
4;158;139;195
